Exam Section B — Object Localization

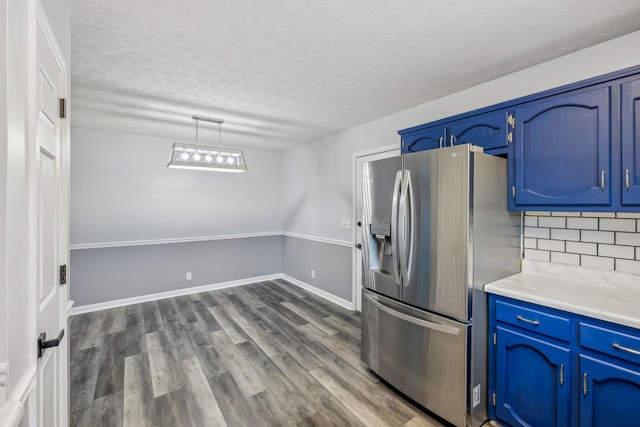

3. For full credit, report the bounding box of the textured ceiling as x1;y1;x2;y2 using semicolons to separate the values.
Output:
70;0;640;150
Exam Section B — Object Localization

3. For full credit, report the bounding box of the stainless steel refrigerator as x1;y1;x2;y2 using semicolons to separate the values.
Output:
360;144;520;427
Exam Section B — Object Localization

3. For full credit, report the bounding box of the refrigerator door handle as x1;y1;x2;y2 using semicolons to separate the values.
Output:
399;170;414;285
363;292;460;335
406;170;415;284
391;170;402;285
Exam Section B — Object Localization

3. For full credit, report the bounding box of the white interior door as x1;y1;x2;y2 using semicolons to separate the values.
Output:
35;13;67;427
352;146;400;312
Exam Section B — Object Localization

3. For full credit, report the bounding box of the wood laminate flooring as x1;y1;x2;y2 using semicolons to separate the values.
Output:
70;279;446;427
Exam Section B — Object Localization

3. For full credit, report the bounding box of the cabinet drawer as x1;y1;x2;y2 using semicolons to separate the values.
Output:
495;300;571;342
579;323;640;365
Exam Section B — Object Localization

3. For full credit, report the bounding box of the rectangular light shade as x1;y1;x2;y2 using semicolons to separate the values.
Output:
167;142;247;172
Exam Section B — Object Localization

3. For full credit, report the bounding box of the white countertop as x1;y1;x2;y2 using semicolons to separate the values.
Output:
484;260;640;330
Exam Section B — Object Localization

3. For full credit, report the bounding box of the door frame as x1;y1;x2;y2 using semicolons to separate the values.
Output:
351;144;400;312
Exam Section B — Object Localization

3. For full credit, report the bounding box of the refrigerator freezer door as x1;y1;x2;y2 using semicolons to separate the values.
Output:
362;156;403;301
401;145;471;322
361;289;469;427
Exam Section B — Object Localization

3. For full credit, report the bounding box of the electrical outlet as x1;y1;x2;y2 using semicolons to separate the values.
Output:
311;270;315;278
186;272;192;280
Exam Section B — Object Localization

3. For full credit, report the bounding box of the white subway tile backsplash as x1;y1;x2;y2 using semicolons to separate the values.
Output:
538;239;565;252
616;213;640;219
524;248;550;262
581;230;615;244
615;259;640;275
581;255;614;270
525;211;550;216
599;218;636;232
551;212;581;217
523;212;640;273
550;252;580;265
551;228;580;241
566;241;597;255
581;212;616;218
538;217;566;228
567;217;598;230
616;232;640;246
598;244;635;259
524;227;550;239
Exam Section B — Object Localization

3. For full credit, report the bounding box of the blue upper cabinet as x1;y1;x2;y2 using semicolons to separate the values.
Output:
448;110;508;152
399;65;640;212
511;86;611;208
401;110;508;154
621;77;640;205
401;126;444;153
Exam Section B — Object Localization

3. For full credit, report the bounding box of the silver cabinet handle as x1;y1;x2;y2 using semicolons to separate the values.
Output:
601;170;605;190
560;363;564;385
626;169;630;190
439;136;443;148
613;342;640;355
516;315;540;325
391;170;402;285
583;372;588;395
363;292;460;335
450;135;455;146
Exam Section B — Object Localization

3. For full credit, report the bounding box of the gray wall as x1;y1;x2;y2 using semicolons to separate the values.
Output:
282;236;351;301
71;127;282;244
71;235;282;306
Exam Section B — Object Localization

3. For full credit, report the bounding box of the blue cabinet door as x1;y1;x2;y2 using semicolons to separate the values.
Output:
448;110;508;151
496;326;571;427
580;355;640;426
513;87;611;206
621;78;640;205
401;126;444;153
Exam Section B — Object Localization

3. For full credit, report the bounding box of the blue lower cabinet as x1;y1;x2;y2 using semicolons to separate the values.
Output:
495;326;571;427
490;295;640;427
579;355;640;427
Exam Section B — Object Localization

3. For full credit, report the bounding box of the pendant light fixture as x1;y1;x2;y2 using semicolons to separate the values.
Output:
167;115;247;172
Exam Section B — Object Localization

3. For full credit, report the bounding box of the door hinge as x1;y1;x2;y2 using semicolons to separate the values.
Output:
492;392;496;406
493;332;497;346
59;264;67;285
507;132;513;144
59;98;66;119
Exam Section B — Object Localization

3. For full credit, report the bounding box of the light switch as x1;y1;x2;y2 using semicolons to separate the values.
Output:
340;219;352;229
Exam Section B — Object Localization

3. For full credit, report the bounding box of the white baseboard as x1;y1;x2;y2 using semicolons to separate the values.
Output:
280;274;354;310
70;274;281;315
70;273;354;314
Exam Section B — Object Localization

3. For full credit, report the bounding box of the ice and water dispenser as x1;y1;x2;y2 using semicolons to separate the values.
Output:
367;219;395;275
